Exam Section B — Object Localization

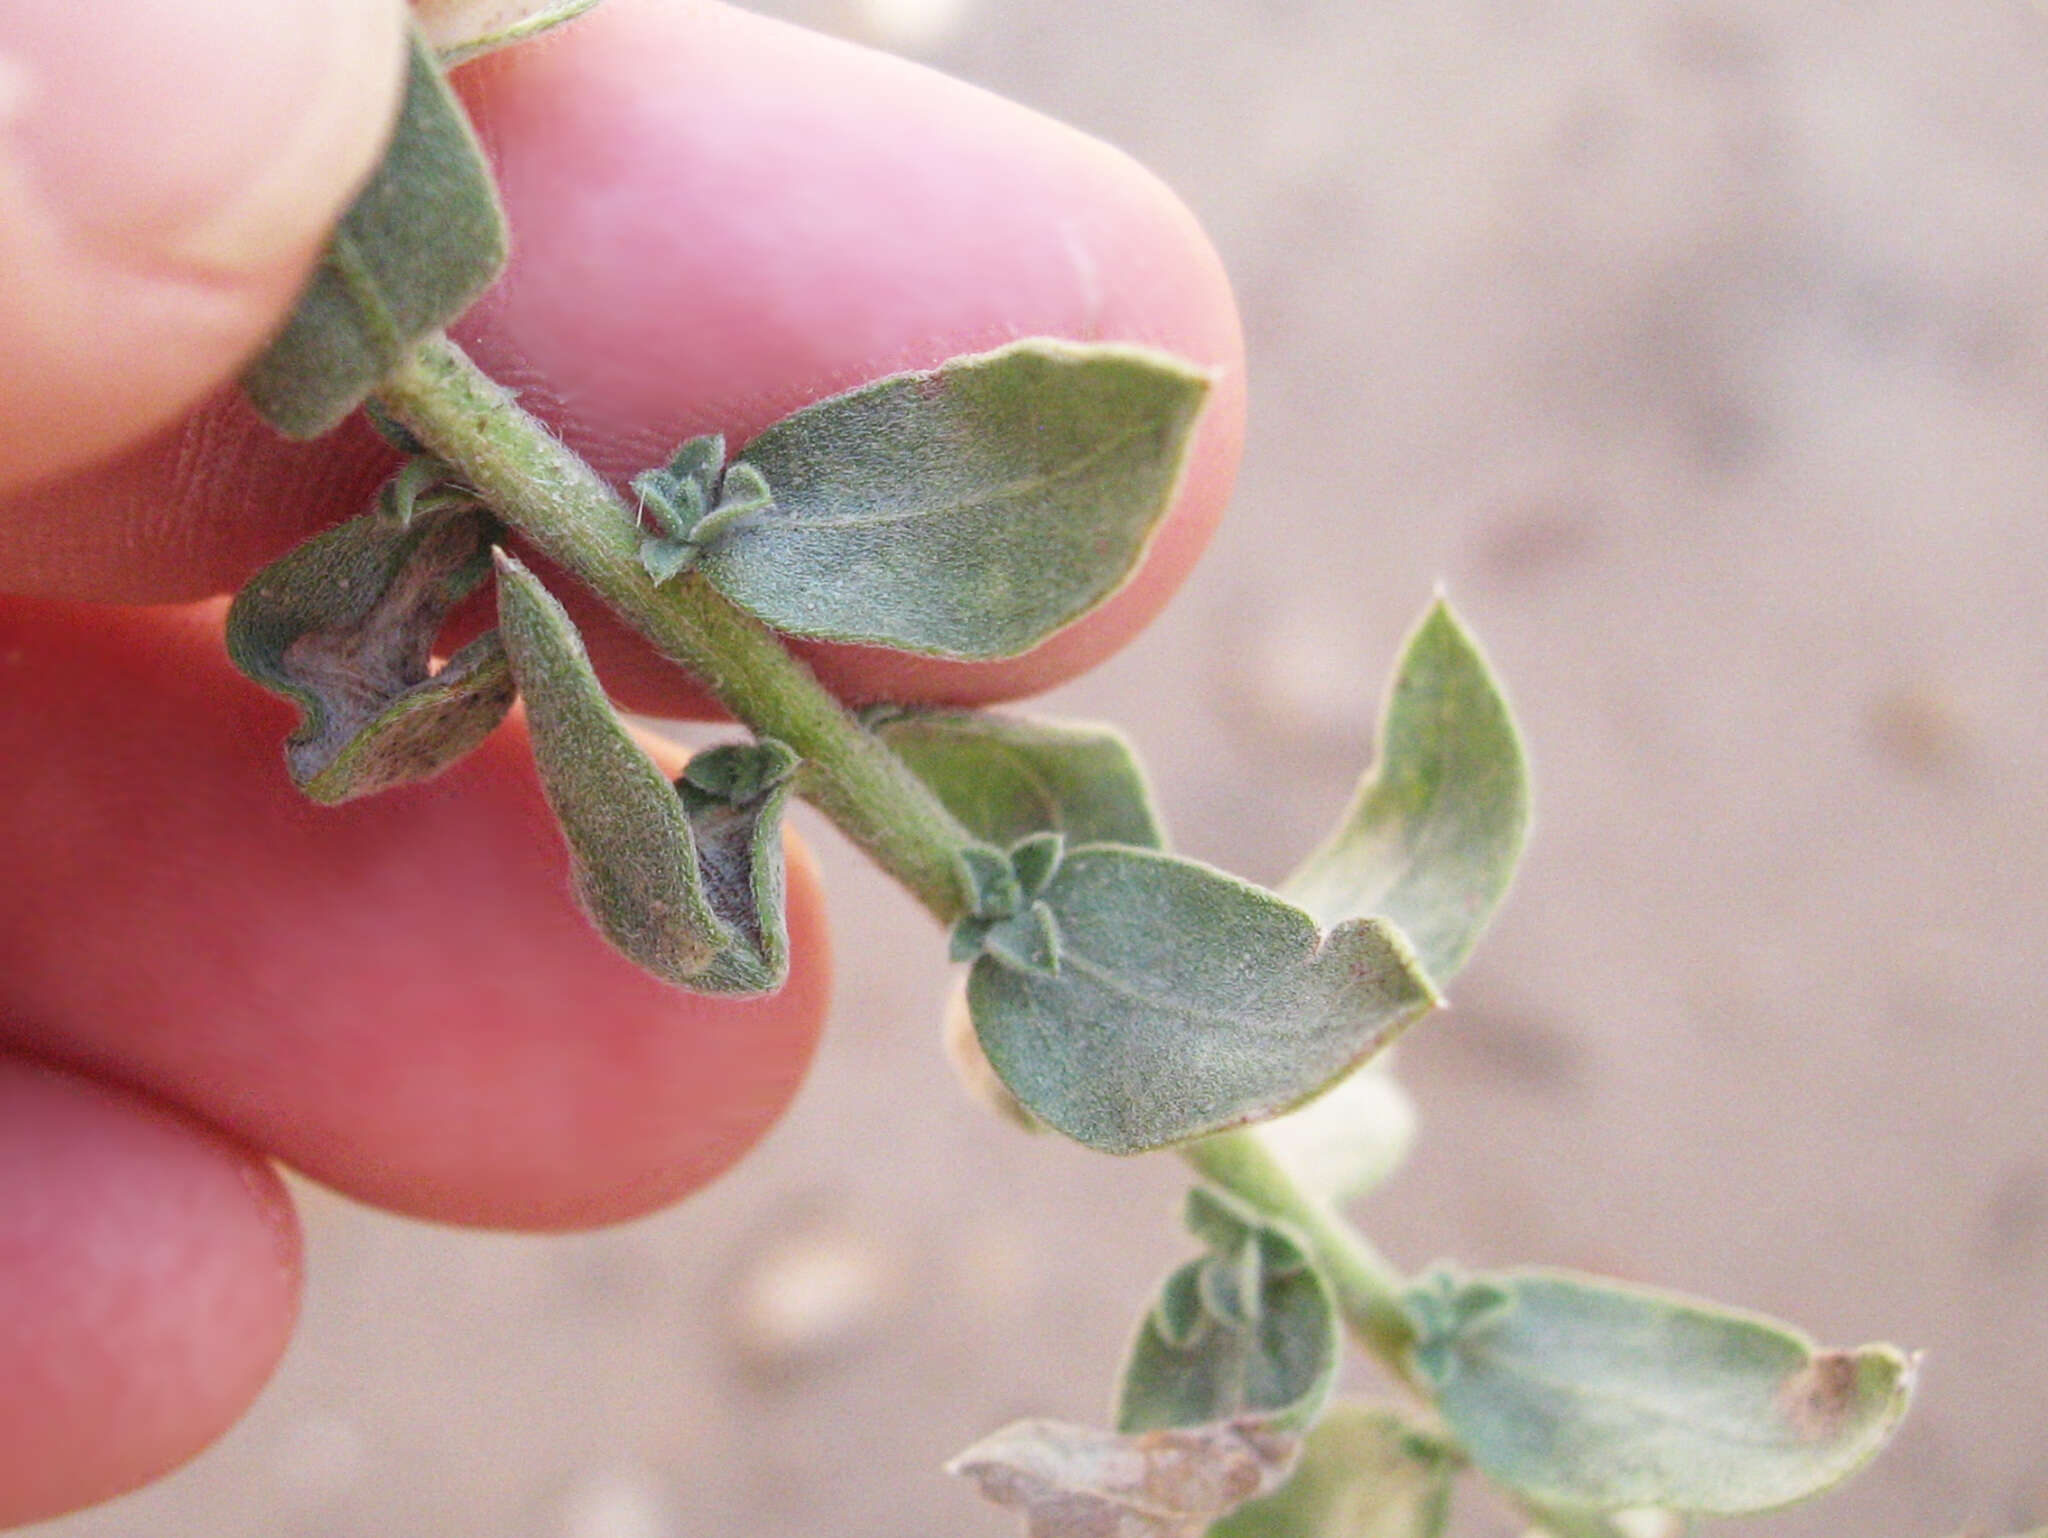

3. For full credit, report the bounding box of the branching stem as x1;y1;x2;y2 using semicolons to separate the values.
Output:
374;333;977;921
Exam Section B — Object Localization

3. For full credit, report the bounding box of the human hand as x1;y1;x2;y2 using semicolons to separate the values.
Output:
0;0;1242;1523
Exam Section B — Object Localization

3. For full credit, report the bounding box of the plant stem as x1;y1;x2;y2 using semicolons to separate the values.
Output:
1180;1129;1418;1378
374;333;977;920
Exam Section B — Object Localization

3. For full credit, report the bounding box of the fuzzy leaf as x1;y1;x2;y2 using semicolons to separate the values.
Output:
948;1417;1300;1538
1118;1188;1340;1436
494;554;790;994
241;28;506;438
1405;1269;1917;1516
1250;1063;1418;1204
674;741;799;995
417;0;605;65
1207;1403;1460;1538
966;846;1440;1154
872;708;1167;850
695;339;1210;659
226;499;511;802
1283;598;1530;987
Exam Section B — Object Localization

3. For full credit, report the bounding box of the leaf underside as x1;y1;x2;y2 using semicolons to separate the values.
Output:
1407;1269;1916;1515
225;499;511;803
698;339;1211;659
241;26;507;438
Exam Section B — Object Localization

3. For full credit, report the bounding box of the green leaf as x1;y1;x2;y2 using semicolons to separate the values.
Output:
1404;1268;1917;1516
1283;597;1530;987
1118;1188;1340;1436
965;846;1440;1154
493;553;792;994
1250;1062;1418;1204
948;1417;1301;1538
241;28;507;439
674;740;800;995
871;707;1167;849
226;497;511;803
417;0;606;66
1207;1403;1461;1538
694;339;1211;659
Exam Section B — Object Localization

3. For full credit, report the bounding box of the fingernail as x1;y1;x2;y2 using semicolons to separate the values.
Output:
1;0;408;279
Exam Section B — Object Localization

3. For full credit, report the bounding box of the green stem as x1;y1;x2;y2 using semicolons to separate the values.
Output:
373;333;978;920
1180;1129;1418;1379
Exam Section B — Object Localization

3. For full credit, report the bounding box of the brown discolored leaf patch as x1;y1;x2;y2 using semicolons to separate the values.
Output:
948;1417;1300;1538
1778;1352;1862;1439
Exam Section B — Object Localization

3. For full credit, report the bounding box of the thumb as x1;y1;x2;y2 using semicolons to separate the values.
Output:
0;0;408;493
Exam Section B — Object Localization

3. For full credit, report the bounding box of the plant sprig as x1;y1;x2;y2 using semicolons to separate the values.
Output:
223;14;1929;1538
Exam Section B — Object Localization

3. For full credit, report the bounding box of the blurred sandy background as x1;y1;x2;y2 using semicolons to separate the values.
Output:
34;2;2048;1535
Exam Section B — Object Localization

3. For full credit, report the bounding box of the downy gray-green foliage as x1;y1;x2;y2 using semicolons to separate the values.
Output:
223;10;1941;1537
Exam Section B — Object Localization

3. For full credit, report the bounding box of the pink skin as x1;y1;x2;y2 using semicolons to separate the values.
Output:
0;0;1244;1520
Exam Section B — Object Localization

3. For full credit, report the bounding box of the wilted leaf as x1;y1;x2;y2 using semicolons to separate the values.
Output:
673;740;799;995
965;845;1440;1154
1250;1062;1418;1204
416;0;605;65
226;497;511;802
1117;1187;1340;1435
948;1417;1300;1538
494;553;791;994
1208;1402;1460;1538
871;708;1166;850
1283;597;1530;987
242;28;506;438
1405;1269;1916;1515
695;339;1210;659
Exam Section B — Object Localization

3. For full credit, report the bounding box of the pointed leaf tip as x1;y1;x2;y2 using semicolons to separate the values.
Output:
1284;596;1530;987
494;555;792;994
1407;1268;1916;1515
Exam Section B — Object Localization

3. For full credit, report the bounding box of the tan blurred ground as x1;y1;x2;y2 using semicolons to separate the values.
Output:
36;3;2048;1535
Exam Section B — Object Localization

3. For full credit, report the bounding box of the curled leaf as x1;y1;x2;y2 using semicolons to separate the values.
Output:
1117;1188;1340;1436
226;498;511;803
1284;596;1530;987
674;740;799;995
1207;1402;1461;1538
966;846;1440;1154
1405;1268;1917;1516
494;553;792;994
947;1417;1300;1538
417;0;606;65
695;339;1211;659
870;708;1166;850
242;28;506;438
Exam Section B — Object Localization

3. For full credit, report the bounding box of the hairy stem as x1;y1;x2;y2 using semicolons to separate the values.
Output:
374;333;977;919
1180;1129;1419;1378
